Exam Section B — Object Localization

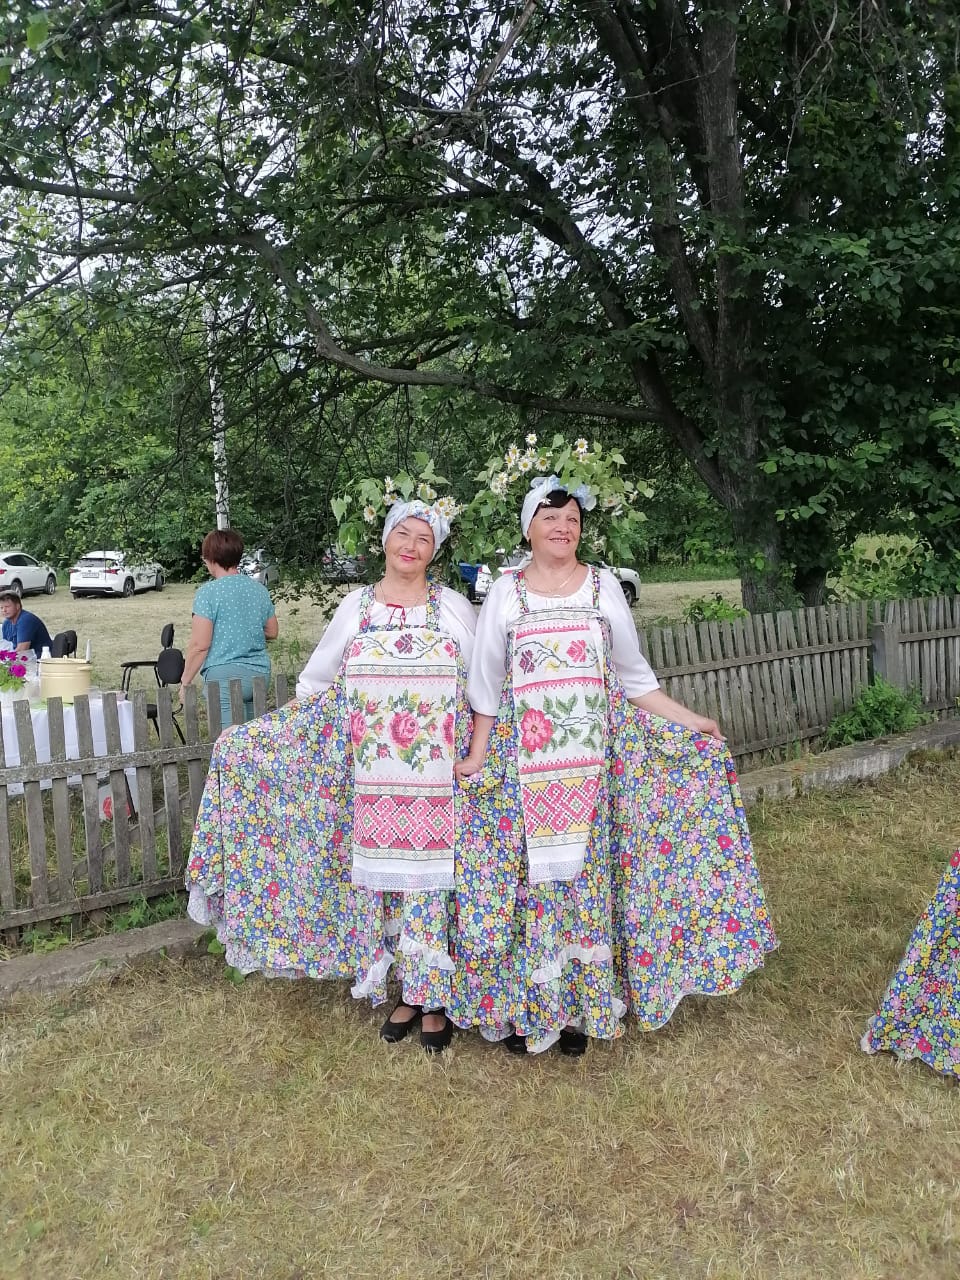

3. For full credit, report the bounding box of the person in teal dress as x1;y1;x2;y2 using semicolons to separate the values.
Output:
180;528;278;726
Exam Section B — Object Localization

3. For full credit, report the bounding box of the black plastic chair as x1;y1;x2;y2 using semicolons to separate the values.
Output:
50;630;77;657
120;623;175;693
145;645;186;744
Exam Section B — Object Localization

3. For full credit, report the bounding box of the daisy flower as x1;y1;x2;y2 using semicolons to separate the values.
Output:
363;504;377;523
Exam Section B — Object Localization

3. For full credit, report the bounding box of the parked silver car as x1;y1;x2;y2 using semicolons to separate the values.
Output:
239;547;280;588
321;546;369;583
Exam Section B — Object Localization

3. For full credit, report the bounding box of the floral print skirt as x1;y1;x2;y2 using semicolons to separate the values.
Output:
862;853;960;1078
448;687;777;1051
186;689;456;1011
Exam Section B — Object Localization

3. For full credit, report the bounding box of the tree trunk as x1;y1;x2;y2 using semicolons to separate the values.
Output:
793;564;828;607
724;456;793;614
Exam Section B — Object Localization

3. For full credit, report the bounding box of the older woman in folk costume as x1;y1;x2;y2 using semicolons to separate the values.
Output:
862;851;960;1079
187;501;476;1052
450;477;777;1054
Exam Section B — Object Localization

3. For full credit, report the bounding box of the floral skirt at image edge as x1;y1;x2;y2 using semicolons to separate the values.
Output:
861;853;960;1079
185;690;460;1012
449;703;778;1046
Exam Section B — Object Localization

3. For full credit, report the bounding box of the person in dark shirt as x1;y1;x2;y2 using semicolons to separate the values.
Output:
0;591;53;658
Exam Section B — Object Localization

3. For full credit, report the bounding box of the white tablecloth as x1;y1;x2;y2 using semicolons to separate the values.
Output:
0;696;136;801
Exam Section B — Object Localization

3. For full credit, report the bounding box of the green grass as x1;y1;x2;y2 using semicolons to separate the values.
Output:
3;754;960;1277
639;559;739;583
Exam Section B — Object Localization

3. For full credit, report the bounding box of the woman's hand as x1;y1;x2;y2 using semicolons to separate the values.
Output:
454;752;486;779
454;711;496;780
679;710;723;740
631;690;724;740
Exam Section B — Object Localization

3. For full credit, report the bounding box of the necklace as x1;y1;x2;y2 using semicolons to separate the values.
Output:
376;581;424;624
376;580;428;609
524;562;582;597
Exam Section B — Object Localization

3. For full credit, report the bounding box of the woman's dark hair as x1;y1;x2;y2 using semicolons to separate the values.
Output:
201;528;245;570
521;488;586;543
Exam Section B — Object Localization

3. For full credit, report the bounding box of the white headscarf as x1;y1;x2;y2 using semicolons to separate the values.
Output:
520;475;597;540
382;500;450;561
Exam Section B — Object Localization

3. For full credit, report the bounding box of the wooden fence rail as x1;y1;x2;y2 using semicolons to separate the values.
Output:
2;593;959;933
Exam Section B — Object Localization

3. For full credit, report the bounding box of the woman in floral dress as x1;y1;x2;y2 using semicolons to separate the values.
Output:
187;501;476;1052
862;852;960;1078
450;477;776;1054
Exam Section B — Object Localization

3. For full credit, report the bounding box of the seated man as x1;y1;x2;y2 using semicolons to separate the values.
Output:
0;590;52;658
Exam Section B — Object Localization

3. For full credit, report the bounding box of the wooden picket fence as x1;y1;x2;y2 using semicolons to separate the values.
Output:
0;676;289;937
2;594;960;935
639;595;960;770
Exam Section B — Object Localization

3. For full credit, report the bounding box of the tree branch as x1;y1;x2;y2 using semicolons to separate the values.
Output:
234;229;664;424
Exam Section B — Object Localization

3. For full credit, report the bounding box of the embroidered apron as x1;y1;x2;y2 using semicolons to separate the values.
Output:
509;568;607;883
344;584;459;892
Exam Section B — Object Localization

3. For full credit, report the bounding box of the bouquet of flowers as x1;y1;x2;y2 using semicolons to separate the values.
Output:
457;434;653;568
0;648;28;693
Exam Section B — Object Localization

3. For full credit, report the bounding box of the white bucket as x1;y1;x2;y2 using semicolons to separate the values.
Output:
40;657;93;704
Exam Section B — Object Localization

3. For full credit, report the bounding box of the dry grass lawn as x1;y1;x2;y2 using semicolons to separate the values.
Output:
3;754;960;1278
31;577;742;692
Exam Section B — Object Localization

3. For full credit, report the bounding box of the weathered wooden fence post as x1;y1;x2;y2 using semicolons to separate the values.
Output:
870;614;904;690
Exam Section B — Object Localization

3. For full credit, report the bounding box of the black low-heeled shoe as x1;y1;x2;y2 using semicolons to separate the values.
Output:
558;1027;588;1057
379;1001;422;1043
419;1011;454;1054
502;1032;528;1055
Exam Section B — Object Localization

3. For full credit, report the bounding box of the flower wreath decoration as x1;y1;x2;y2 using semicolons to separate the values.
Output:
331;452;461;582
457;434;653;570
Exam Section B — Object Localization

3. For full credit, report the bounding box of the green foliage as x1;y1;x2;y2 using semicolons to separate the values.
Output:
1;1;958;608
642;559;739;583
15;893;184;954
109;893;183;933
823;679;928;748
203;934;244;983
832;535;960;602
682;595;749;624
831;539;918;601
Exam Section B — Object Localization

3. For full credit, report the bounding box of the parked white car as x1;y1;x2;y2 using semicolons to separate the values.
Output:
69;551;166;598
472;552;640;605
0;550;57;596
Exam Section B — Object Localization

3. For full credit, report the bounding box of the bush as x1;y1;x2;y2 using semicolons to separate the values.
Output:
682;594;748;623
823;678;928;747
831;539;916;601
